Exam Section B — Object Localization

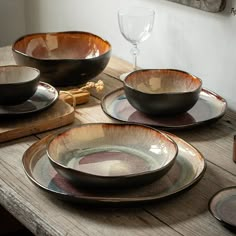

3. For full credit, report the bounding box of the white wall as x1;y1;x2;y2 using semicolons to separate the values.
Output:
4;0;236;109
0;0;26;46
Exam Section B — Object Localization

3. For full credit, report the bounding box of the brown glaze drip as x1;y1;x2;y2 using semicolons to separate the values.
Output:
13;31;111;59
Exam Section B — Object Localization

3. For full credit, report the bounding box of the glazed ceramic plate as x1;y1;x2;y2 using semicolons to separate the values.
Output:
101;88;227;130
22;133;206;206
208;186;236;229
0;82;58;115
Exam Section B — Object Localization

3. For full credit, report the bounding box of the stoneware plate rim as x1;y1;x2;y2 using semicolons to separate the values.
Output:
208;186;236;229
22;132;207;206
101;87;227;130
0;81;58;115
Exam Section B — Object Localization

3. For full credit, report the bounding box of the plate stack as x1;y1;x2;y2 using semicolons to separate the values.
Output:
22;123;206;206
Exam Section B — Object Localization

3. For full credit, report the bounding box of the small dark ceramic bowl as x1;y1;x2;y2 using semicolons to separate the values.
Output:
0;65;40;105
124;69;202;116
46;123;178;189
12;31;112;86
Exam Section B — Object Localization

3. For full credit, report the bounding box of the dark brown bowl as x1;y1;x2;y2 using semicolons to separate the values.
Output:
46;123;178;189
12;31;112;86
124;69;202;116
0;65;40;105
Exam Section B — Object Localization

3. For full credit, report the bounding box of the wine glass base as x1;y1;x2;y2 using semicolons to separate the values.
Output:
119;72;131;81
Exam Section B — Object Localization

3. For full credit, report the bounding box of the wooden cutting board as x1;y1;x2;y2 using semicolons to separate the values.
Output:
0;99;75;143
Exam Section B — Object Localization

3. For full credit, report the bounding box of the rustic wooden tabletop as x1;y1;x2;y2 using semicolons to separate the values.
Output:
0;46;236;236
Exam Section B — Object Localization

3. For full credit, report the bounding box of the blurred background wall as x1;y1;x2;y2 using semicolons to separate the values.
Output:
0;0;236;109
0;0;25;46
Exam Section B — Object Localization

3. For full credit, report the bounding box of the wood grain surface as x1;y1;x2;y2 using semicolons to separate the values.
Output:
0;100;75;143
0;46;235;236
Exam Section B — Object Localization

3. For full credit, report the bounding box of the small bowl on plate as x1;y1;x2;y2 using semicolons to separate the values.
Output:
46;123;178;188
12;31;112;86
0;65;40;105
123;69;202;116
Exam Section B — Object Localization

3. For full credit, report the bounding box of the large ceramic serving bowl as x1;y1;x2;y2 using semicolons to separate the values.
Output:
123;69;202;116
46;123;178;188
0;65;40;105
12;31;111;86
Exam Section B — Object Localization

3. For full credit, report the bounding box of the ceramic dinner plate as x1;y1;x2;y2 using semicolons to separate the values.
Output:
22;132;206;206
208;186;236;230
0;82;58;115
101;88;227;130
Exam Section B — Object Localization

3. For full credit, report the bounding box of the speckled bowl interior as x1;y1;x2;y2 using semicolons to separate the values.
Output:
12;31;112;86
0;65;40;105
46;123;178;188
13;31;111;60
123;69;202;116
125;69;202;94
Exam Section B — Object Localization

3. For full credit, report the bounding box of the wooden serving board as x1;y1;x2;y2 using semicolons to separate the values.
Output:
0;100;75;143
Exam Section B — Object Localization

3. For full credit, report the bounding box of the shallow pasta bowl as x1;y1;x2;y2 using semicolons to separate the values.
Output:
46;123;178;188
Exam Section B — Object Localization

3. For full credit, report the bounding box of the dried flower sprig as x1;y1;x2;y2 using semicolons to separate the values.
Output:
59;80;104;107
80;80;104;92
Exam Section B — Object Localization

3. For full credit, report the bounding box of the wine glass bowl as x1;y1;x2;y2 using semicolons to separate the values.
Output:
118;7;155;72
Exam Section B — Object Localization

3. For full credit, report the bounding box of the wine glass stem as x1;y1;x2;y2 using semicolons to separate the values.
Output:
130;44;139;71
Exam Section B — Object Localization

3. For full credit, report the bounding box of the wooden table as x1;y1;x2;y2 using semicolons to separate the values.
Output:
0;46;236;236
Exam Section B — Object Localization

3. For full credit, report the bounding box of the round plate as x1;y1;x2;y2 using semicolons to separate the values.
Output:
101;88;227;130
0;82;58;115
22;132;206;206
208;186;236;230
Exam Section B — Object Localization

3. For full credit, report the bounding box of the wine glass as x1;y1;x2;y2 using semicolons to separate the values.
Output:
118;7;155;79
